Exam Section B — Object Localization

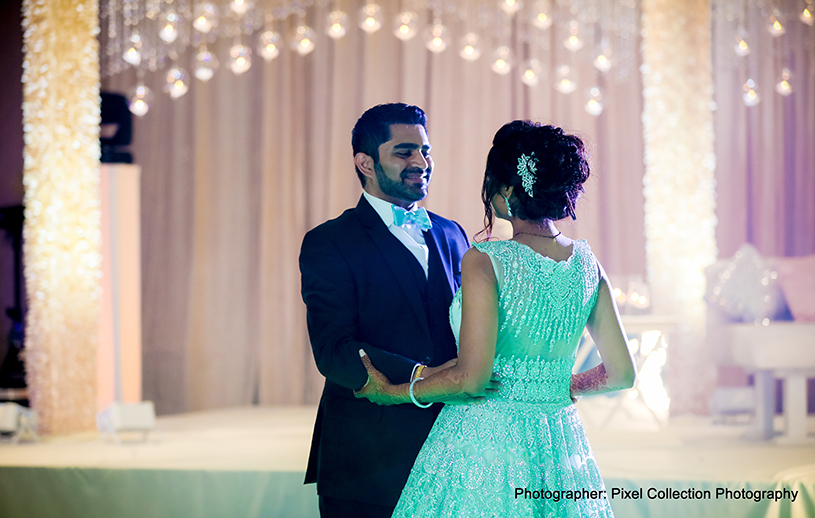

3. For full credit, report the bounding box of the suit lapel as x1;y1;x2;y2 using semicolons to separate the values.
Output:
355;196;431;339
425;217;456;299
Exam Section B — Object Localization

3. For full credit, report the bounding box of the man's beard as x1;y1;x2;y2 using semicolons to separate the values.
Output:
374;162;430;203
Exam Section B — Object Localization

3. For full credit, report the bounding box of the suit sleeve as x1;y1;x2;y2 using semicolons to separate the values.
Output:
299;229;420;390
454;220;470;248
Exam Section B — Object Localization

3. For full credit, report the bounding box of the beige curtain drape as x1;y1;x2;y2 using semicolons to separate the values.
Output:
712;1;815;260
103;2;648;413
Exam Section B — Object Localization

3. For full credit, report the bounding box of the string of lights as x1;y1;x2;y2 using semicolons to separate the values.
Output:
99;0;642;117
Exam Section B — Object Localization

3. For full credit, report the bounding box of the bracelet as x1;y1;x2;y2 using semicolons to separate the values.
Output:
410;362;422;381
414;364;425;380
409;377;432;408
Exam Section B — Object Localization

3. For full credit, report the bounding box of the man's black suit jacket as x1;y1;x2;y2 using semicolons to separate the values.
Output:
299;195;470;507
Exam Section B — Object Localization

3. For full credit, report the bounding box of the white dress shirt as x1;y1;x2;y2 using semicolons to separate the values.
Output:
363;191;430;278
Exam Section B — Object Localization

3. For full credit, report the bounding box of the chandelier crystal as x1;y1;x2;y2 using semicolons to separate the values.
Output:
158;10;180;43
459;32;482;61
164;66;189;98
742;79;760;107
563;21;583;52
585;87;603;115
775;68;793;96
229;44;252;74
194;46;218;81
520;59;541;86
258;30;281;60
554;65;577;94
229;0;252;16
326;11;349;40
531;0;553;29
500;0;523;16
767;14;785;36
292;25;316;55
359;3;383;34
425;22;450;53
122;33;142;66
593;50;612;72
192;3;219;33
801;6;814;25
393;11;419;41
490;46;513;75
127;83;153;116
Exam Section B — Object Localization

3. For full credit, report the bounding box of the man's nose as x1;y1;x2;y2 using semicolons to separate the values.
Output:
410;151;429;170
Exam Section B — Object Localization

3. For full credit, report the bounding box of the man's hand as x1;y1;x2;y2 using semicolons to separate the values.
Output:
354;350;409;405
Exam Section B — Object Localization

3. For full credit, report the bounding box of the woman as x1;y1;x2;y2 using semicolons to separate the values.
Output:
356;121;636;517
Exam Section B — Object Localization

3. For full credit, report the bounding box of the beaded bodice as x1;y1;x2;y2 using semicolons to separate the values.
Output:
450;240;599;404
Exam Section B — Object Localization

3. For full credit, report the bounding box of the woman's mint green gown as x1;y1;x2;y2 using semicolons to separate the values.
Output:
392;240;615;517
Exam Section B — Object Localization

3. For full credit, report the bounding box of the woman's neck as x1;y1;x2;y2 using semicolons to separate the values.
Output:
511;219;558;238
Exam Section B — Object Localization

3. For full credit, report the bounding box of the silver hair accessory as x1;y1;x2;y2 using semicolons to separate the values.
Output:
517;152;539;197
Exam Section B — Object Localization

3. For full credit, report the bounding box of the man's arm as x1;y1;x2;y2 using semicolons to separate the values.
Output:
356;248;501;405
299;228;423;390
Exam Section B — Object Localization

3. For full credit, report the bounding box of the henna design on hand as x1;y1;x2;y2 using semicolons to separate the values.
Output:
570;364;608;395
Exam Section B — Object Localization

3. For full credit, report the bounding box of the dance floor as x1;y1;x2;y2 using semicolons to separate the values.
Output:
0;399;813;518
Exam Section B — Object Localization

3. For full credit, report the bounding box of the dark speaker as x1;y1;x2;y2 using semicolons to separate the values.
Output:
100;92;133;163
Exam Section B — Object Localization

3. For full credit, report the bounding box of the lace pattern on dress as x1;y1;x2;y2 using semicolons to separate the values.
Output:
473;240;599;351
393;401;613;518
493;355;573;405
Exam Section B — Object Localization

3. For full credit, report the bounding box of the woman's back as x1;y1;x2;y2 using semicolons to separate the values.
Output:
478;238;599;359
450;238;599;404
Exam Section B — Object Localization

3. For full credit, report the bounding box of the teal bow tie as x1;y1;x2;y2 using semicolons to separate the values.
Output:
392;206;432;232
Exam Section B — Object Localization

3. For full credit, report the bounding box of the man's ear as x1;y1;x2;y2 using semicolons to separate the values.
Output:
354;153;376;182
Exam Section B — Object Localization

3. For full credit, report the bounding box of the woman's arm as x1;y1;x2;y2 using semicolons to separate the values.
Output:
571;263;637;397
356;247;500;405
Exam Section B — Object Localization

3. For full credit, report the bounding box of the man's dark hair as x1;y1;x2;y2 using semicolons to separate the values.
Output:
351;103;428;186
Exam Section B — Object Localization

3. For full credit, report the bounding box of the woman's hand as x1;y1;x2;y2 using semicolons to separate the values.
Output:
354;350;409;405
570;386;581;404
355;349;502;407
422;358;457;378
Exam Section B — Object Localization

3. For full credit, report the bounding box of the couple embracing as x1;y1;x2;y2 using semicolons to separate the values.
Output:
299;103;635;518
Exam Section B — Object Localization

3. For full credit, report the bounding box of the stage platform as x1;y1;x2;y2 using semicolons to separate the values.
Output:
0;401;813;518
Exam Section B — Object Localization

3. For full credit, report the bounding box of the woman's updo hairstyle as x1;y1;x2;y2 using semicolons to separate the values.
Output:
478;120;590;240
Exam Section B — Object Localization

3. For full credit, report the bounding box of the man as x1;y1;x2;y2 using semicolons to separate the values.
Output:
299;103;470;517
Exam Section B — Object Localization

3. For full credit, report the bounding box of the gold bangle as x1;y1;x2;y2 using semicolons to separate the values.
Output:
414;364;426;380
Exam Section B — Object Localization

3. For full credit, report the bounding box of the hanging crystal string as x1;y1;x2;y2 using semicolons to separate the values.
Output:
291;3;316;56
553;9;576;94
593;0;612;73
803;0;815;26
458;1;482;61
583;5;606;116
773;0;793;97
227;0;252;74
393;0;420;41
734;0;750;58
531;0;552;78
741;0;761;106
612;0;636;84
258;10;281;62
326;0;348;40
520;8;543;88
490;4;513;75
424;0;450;53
